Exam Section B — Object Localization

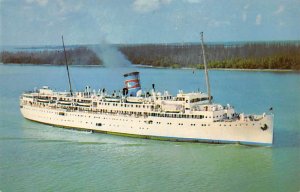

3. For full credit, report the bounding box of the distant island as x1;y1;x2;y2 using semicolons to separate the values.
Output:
0;47;101;65
1;41;300;70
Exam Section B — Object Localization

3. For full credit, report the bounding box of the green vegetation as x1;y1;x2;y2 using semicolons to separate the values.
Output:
205;54;300;70
1;42;300;70
119;42;300;70
0;47;101;65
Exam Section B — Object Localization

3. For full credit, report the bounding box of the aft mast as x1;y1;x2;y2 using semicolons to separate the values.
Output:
200;32;211;104
62;35;73;96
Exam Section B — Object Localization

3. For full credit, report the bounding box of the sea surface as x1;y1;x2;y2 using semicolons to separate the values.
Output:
0;64;299;192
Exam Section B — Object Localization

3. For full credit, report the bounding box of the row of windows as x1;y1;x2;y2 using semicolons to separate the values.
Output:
25;101;224;120
30;99;155;111
24;107;260;128
150;113;206;119
24;105;259;127
219;123;256;126
99;102;152;109
24;106;212;125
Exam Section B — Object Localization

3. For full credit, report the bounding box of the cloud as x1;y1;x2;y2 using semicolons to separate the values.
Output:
210;20;230;27
278;20;285;27
132;0;172;13
26;0;48;6
204;17;230;27
57;0;83;15
274;5;284;14
242;4;249;22
255;14;261;25
183;0;202;3
46;21;54;27
242;12;247;22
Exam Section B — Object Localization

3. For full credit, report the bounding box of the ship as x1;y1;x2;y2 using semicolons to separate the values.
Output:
19;34;274;146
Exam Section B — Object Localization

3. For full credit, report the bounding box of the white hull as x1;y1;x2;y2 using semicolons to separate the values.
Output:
21;105;273;146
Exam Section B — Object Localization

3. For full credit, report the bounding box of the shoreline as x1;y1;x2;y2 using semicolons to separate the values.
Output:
135;64;298;72
1;63;298;72
209;68;296;72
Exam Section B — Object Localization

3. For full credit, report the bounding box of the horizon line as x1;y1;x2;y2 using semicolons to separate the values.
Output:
1;39;300;48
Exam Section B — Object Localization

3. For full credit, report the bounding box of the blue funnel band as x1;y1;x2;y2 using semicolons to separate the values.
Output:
124;72;141;96
125;79;141;90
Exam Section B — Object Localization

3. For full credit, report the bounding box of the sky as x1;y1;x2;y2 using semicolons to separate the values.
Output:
0;0;300;46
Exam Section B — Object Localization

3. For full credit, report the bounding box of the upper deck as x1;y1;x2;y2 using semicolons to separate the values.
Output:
20;86;240;123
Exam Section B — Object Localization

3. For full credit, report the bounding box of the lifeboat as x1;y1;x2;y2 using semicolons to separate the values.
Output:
104;97;121;102
37;98;50;103
126;97;144;103
58;100;72;105
77;102;92;107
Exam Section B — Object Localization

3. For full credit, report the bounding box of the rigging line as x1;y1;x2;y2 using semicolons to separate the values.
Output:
200;32;212;104
62;35;73;96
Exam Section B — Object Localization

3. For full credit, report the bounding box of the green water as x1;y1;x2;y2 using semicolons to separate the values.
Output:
0;64;299;191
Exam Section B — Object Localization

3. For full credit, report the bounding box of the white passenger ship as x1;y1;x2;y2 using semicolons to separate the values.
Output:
19;34;274;146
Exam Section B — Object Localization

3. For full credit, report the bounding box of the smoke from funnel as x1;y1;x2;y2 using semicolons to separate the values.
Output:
90;43;132;68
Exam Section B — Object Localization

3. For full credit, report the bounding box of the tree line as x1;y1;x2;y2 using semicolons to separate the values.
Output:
0;47;101;65
119;42;300;70
1;42;300;70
